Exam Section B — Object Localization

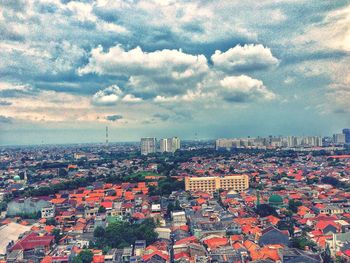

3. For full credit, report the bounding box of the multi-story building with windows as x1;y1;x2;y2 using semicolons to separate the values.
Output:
140;137;156;155
333;133;346;145
343;128;350;143
160;137;180;153
185;175;249;194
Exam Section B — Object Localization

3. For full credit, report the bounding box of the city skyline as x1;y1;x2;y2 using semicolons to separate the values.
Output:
1;1;350;145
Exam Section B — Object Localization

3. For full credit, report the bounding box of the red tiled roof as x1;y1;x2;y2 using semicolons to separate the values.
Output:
11;233;54;251
175;236;198;245
93;255;105;263
204;237;228;249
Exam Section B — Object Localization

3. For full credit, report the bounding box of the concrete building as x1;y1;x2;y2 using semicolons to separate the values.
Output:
140;137;156;155
159;138;168;153
155;227;171;239
7;197;50;217
333;133;346;145
171;211;187;226
160;137;181;153
41;205;55;219
343;128;350;143
185;175;249;194
134;240;146;257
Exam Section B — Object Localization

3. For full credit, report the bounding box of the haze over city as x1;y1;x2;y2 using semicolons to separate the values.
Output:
1;1;350;145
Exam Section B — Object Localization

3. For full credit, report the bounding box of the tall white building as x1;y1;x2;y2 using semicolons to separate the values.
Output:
171;137;181;152
333;133;346;145
159;138;168;152
140;137;157;155
160;137;180;153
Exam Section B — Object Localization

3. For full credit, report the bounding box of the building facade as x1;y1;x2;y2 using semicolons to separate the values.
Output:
140;137;156;155
160;137;181;153
343;128;350;143
333;133;346;145
185;175;249;193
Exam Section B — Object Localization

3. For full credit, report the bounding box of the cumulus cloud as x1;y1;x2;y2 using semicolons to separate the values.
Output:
122;94;143;103
219;75;276;103
92;84;142;106
2;0;347;139
212;44;279;73
79;45;209;97
81;44;279;103
105;114;123;121
92;85;123;106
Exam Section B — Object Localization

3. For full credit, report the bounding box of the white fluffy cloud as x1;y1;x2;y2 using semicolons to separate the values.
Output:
79;45;208;77
92;85;143;106
81;44;278;104
219;75;276;102
212;44;279;73
92;85;123;106
79;45;209;97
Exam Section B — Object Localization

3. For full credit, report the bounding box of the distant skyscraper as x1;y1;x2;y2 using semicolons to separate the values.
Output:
159;138;168;152
333;133;346;145
160;137;180;153
140;137;156;155
343;128;350;143
171;137;181;152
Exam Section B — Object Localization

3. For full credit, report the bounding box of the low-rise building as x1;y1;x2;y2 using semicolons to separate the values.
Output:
185;175;249;193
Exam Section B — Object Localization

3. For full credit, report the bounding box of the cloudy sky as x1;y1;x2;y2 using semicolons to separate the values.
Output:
0;0;350;145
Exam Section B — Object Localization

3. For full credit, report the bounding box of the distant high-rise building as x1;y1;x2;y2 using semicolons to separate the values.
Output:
343;128;350;143
140;137;156;155
171;137;181;152
159;138;168;153
160;137;180;153
333;133;346;145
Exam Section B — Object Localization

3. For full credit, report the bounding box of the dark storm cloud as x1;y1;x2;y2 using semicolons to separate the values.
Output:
153;113;170;121
0;101;12;106
0;115;13;124
105;115;123;122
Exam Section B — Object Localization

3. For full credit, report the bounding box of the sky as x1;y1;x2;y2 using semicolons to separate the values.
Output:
0;0;350;145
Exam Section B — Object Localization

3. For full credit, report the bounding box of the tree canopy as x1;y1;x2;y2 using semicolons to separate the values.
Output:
93;219;158;249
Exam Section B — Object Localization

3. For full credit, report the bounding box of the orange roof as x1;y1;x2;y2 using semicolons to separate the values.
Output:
234;217;258;226
196;198;206;205
266;215;280;225
143;251;169;261
100;201;113;209
50;198;66;204
41;256;52;263
230;235;243;242
204;237;228;249
93;255;104;263
244;240;259;252
175;236;198;245
44;225;56;233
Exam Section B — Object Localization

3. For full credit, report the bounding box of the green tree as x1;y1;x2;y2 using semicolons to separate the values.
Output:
288;199;302;213
94;226;105;238
46;218;56;226
73;249;93;263
291;237;316;250
98;206;106;214
52;228;62;244
256;204;277;217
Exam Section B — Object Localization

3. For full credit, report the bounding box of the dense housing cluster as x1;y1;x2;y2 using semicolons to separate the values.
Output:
0;141;350;262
